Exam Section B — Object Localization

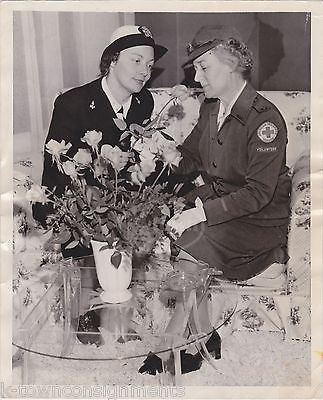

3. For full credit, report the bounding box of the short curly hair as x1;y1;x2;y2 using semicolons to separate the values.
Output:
214;38;253;78
99;50;120;77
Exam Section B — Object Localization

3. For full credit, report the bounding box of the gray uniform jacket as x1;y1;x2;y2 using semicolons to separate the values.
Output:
176;83;291;227
174;83;291;280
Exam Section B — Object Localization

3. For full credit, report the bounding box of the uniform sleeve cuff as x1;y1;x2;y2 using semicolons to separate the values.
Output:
203;197;230;226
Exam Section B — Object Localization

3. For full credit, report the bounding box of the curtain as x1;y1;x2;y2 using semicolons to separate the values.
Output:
13;11;134;182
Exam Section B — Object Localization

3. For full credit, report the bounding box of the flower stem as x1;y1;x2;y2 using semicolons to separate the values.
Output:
144;97;175;131
138;182;144;195
157;97;175;117
114;169;118;205
151;163;168;189
130;137;140;150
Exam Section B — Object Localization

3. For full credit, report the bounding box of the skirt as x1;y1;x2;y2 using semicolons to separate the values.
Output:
174;219;289;281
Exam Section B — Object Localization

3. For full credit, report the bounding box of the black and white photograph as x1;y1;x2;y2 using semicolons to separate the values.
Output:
1;1;322;397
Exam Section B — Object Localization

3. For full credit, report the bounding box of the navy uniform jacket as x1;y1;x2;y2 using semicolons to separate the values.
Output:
33;78;154;226
176;83;291;228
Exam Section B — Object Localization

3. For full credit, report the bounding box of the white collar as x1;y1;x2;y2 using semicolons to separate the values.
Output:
218;80;247;119
101;77;132;118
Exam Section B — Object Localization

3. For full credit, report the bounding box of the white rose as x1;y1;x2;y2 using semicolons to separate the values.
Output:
161;145;182;167
170;84;190;102
101;144;130;172
73;149;92;166
45;139;72;157
81;130;102;148
149;132;165;154
130;158;156;185
140;157;156;176
26;185;48;204
62;161;78;180
100;144;113;159
130;165;146;186
132;135;159;159
153;136;182;167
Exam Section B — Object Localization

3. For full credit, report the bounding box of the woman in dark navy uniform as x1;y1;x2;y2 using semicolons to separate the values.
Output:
140;25;291;375
32;25;167;235
32;25;168;345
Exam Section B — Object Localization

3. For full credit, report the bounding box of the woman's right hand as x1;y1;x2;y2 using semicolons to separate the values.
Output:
184;184;215;205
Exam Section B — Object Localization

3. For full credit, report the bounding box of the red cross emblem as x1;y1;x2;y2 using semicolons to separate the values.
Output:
257;121;278;143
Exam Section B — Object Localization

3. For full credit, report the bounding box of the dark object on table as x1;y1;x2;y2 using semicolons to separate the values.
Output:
138;330;221;375
192;329;222;362
138;351;163;375
76;310;103;347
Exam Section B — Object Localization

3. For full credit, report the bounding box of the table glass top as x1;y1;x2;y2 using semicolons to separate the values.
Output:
13;255;237;362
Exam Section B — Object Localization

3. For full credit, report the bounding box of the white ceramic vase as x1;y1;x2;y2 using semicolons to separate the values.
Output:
91;240;133;303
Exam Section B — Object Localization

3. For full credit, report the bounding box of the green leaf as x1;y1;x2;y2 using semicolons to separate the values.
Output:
65;240;80;249
95;206;109;213
144;115;159;130
142;130;154;138
159;131;175;141
72;231;80;241
119;131;130;141
127;165;137;173
110;251;122;269
129;123;144;135
113;118;127;131
159;204;170;217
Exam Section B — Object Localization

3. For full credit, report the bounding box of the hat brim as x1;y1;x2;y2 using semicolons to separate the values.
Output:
103;34;168;62
154;44;168;62
182;40;219;68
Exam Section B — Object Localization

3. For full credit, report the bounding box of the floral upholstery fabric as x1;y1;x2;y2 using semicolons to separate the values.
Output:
13;89;311;340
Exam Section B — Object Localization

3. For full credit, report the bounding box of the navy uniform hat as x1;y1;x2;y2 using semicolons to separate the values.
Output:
102;25;168;62
184;25;244;66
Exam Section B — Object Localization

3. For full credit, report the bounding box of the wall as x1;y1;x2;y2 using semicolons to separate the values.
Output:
14;11;135;137
257;13;310;91
135;12;310;91
13;11;134;181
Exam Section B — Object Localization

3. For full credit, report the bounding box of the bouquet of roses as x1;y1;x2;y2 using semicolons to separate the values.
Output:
25;86;192;261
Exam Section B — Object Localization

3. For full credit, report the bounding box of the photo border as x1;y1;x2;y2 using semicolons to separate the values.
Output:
1;1;322;398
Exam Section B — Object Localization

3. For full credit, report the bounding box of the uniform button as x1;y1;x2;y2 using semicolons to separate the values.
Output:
212;161;217;168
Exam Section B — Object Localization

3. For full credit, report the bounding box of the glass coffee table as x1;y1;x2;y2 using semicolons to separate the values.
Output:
13;256;238;386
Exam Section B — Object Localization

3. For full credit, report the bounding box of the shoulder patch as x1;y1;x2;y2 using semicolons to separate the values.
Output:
257;121;278;143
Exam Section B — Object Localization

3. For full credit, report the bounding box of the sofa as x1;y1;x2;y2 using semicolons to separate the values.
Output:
13;88;311;341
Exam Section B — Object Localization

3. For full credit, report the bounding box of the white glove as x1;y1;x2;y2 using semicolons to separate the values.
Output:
167;197;206;239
